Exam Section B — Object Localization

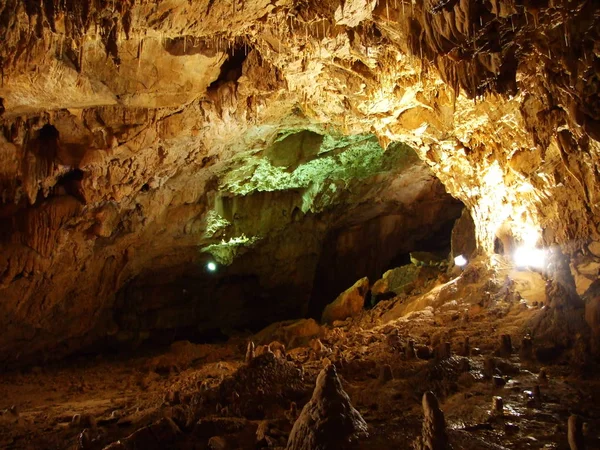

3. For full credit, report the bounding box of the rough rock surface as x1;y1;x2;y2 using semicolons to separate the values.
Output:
286;364;368;450
414;391;451;450
0;0;599;366
321;277;369;324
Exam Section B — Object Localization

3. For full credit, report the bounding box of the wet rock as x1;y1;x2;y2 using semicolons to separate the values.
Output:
414;391;451;450
568;414;585;450
321;277;369;324
538;368;549;385
286;364;368;450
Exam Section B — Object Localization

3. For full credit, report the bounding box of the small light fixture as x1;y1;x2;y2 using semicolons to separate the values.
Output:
513;246;547;270
454;255;467;267
206;261;217;272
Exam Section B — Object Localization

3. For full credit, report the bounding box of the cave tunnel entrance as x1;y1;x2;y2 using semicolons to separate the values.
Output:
307;208;464;319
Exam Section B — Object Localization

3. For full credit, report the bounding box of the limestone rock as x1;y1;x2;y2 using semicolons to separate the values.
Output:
588;242;600;258
451;208;476;261
254;319;321;349
372;265;418;299
286;364;368;450
568;415;585;450
321;278;369;324
410;252;447;267
414;391;451;450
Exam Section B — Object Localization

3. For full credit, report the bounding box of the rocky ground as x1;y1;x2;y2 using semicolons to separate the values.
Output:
1;258;599;450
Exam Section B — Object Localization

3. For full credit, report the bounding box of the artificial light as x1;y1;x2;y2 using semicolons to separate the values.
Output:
454;255;467;267
513;246;547;270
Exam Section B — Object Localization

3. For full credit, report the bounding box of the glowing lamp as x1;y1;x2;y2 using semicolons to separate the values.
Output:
454;255;467;267
206;262;217;272
513;247;547;270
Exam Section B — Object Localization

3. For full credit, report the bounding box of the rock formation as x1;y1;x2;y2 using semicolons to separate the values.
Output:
414;391;451;450
321;277;369;324
0;0;598;365
286;364;368;450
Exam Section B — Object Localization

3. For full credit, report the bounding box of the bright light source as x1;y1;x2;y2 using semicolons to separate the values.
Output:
513;246;547;270
206;262;217;272
454;255;467;267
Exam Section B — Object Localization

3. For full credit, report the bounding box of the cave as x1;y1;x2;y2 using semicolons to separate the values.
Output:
1;1;600;449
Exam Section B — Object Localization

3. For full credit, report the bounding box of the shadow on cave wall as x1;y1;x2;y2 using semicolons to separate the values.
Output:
307;212;461;319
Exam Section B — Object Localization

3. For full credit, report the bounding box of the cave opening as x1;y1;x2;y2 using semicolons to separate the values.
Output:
307;207;463;319
208;43;247;89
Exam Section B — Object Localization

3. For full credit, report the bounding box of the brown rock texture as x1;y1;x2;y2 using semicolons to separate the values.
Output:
0;0;599;364
414;391;451;450
321;277;369;324
286;364;368;450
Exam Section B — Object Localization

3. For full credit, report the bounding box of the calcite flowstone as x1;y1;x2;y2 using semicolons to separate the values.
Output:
286;364;368;450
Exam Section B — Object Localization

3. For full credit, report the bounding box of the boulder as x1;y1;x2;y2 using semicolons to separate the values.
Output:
371;265;418;298
321;278;369;324
286;364;367;450
254;318;322;349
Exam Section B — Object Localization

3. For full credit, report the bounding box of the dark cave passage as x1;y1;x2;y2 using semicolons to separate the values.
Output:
307;207;463;319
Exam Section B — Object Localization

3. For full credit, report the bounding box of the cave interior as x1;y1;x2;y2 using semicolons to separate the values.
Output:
1;0;600;449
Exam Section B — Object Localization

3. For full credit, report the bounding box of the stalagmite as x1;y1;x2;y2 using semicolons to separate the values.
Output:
520;335;533;360
492;396;503;415
414;391;451;450
406;339;417;360
568;415;585;450
498;335;512;357
286;364;368;450
378;364;393;384
245;341;255;364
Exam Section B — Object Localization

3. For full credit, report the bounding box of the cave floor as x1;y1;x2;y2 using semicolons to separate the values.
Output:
1;263;599;450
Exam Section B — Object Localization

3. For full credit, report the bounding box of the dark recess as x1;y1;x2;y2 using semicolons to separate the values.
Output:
208;44;248;89
307;213;461;320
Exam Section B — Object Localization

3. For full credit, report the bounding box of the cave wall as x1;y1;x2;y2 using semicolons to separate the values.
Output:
1;0;600;364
